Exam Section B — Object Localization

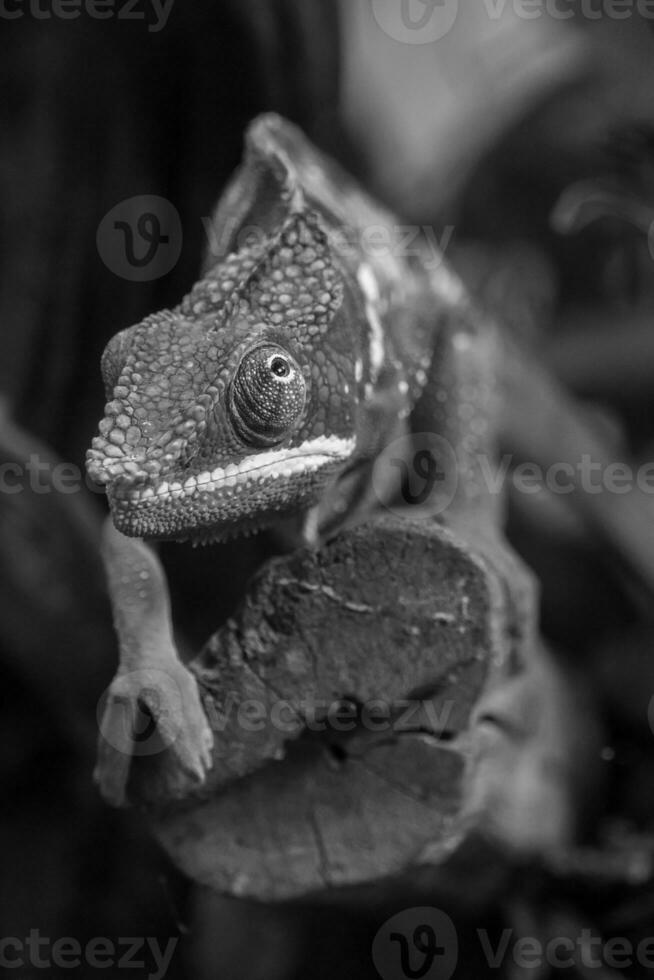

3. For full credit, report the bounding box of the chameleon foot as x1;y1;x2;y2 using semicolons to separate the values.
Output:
96;662;214;806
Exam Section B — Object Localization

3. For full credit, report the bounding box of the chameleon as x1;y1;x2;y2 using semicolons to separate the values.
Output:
87;114;654;807
87;113;507;804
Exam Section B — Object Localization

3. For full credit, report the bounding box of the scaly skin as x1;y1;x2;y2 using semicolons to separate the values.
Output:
86;114;446;544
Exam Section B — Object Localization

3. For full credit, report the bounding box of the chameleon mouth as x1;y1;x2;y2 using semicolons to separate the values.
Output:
109;435;355;504
105;435;356;540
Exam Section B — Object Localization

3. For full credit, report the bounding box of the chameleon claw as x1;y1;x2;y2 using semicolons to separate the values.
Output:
95;662;214;806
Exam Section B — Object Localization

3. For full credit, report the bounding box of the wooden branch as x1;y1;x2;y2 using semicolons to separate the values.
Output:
148;513;520;900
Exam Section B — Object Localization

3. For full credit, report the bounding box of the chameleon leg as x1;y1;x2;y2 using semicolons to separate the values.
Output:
95;517;213;806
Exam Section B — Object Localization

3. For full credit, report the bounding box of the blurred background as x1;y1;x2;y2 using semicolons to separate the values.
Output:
3;1;654;977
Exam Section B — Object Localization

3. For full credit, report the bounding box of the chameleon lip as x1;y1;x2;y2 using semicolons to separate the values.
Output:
108;435;356;506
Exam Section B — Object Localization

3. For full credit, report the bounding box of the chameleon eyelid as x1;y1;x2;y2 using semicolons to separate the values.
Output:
228;342;307;448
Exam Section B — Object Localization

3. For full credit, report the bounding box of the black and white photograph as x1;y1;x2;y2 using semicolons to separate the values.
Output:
3;2;654;978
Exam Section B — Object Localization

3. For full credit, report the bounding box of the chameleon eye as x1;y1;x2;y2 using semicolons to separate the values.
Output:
230;344;306;447
270;355;291;378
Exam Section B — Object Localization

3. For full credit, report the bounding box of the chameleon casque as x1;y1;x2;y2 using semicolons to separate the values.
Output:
86;114;519;805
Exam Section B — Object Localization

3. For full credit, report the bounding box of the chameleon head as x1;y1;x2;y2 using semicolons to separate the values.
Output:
86;210;360;542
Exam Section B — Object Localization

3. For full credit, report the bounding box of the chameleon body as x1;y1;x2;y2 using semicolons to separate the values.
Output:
87;116;654;845
87;114;474;545
87;115;510;805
